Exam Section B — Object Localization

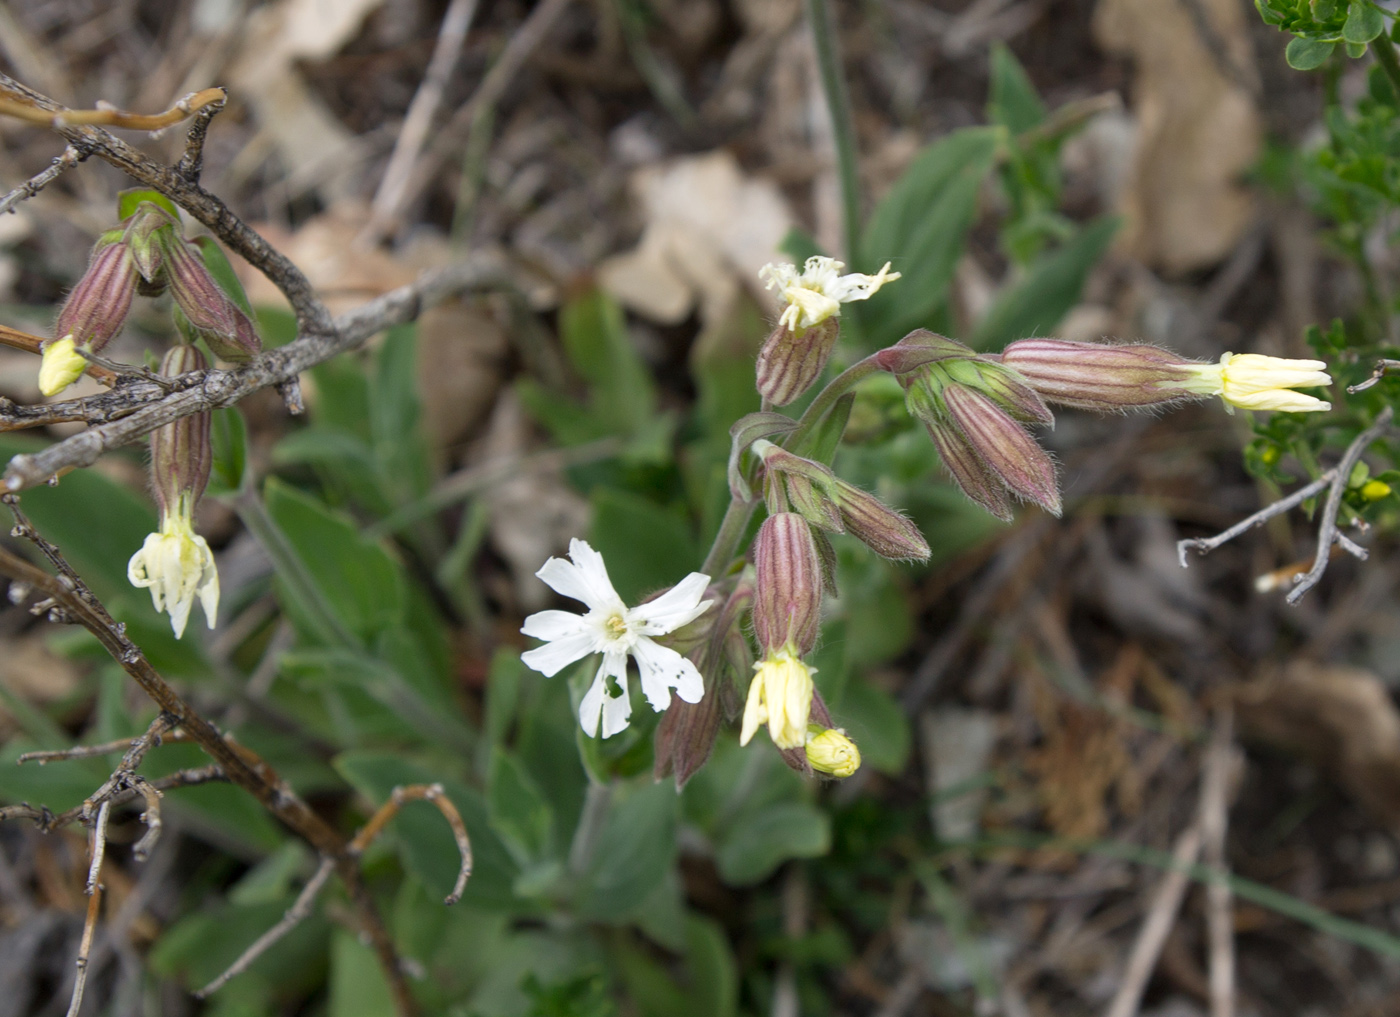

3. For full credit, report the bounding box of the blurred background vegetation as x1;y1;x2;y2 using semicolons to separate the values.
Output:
5;0;1400;1015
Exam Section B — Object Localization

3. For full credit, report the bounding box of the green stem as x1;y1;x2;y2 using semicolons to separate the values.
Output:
1373;33;1400;103
804;0;861;263
699;354;882;577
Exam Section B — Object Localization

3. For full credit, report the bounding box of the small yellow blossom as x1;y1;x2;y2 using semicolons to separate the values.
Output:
805;727;861;777
1362;479;1392;501
759;257;900;334
1181;352;1332;414
740;647;814;750
38;336;88;397
128;492;219;639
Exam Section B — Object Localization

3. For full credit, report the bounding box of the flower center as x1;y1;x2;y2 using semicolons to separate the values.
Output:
604;613;629;638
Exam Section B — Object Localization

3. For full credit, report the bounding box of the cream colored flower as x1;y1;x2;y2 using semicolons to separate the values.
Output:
740;647;815;750
805;727;861;777
520;539;713;739
1181;352;1332;413
759;257;900;333
128;492;219;639
38;336;87;397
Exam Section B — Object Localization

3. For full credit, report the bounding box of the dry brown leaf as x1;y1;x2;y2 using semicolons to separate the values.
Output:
1093;0;1261;273
1233;661;1400;831
597;151;793;326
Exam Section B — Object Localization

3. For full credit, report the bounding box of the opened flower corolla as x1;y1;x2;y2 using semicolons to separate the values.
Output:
521;539;713;739
759;256;899;334
128;491;219;639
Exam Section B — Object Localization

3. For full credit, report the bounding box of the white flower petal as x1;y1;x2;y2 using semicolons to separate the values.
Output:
631;572;713;634
586;649;632;738
521;629;598;677
522;609;593;641
568;538;625;609
579;676;606;738
600;683;633;738
534;556;599;608
631;637;703;711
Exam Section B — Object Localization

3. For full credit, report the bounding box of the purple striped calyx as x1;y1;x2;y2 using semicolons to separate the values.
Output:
999;338;1204;412
753;512;823;656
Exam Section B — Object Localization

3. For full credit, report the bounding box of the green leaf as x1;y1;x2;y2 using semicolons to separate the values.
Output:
118;187;180;222
1344;1;1384;44
560;288;656;435
835;679;911;775
489;747;557;867
1286;36;1337;70
329;928;396;1017
858;127;1000;343
575;781;678;921
589;488;698;604
988;43;1046;135
207;407;248;497
716;800;831;885
970;215;1120;349
191;235;257;320
261;478;406;645
787;392;853;466
370;324;430;503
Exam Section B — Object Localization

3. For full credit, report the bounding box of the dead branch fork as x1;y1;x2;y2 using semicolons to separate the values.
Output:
0;80;494;1016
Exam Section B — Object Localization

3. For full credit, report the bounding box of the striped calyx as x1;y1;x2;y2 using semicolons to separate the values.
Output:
1000;338;1202;412
164;235;261;363
756;316;839;407
151;344;212;517
753;512;822;655
54;238;140;356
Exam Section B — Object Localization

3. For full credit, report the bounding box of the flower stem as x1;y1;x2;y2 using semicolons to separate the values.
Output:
568;780;613;876
1373;34;1400;103
804;0;861;263
700;355;882;576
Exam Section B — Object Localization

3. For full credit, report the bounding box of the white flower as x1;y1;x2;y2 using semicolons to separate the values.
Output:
1180;352;1333;414
520;539;713;738
127;492;219;639
759;256;900;333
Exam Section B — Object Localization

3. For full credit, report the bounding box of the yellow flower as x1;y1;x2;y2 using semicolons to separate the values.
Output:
38;335;88;397
128;492;219;639
740;647;814;750
759;257;900;334
1362;479;1392;501
805;727;861;777
1181;352;1332;414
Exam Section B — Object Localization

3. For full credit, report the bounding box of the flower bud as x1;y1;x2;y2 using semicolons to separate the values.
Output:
829;478;930;561
873;329;973;375
164;236;261;363
943;384;1060;516
43;238;143;395
740;647;814;749
1001;338;1204;412
122;202;179;284
920;415;1014;521
753;512;823;656
756;316;839;407
1362;479;1392;501
805;727;861;778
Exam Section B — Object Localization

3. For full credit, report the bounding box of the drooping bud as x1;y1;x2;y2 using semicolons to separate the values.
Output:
127;344;218;639
753;512;822;656
943;384;1060;516
756;316;839;407
920;414;1014;521
1001;338;1206;412
54;237;140;356
740;647;815;750
805;726;861;778
122;202;180;286
829;478;930;561
872;329;972;375
164;236;261;363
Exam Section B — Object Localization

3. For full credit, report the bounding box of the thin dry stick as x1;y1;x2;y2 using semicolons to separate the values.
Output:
4;255;505;490
84;799;111;896
349;784;473;905
0;143;82;216
127;776;164;863
194;856;336;999
391;0;574;228
1200;707;1236;1017
19;726;191;765
363;0;480;244
65;881;102;1017
46;766;227;831
1177;471;1335;566
1286;407;1395;604
0;86;227;131
1102;822;1204;1017
1347;359;1400;394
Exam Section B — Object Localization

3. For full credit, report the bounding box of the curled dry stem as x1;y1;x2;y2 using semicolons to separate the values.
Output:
0;85;227;131
350;783;473;906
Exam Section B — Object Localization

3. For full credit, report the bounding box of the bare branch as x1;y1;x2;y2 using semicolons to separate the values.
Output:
195;856;336;999
0;85;227;131
1201;708;1237;1017
65;880;102;1017
1286;407;1394;604
3;254;506;490
1348;359;1400;394
1177;471;1335;566
0;144;83;216
349;784;473;905
18;725;191;765
175;94;227;184
84;798;111;896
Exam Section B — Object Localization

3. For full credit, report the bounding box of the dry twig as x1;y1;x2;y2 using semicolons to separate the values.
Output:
349;783;473;906
0;144;83;216
1201;708;1237;1017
